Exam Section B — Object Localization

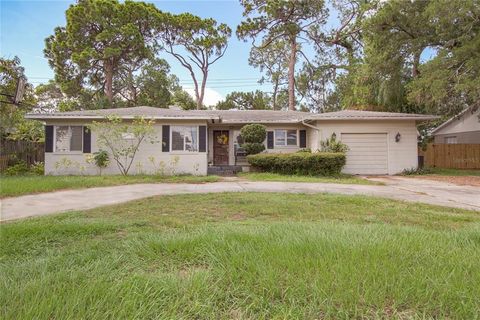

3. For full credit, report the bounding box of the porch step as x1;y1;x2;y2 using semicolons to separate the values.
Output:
235;158;249;166
208;165;244;176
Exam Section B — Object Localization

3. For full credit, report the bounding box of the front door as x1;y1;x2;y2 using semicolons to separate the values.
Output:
213;130;229;165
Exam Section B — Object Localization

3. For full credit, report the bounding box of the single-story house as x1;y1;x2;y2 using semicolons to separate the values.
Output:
431;106;480;144
26;106;437;176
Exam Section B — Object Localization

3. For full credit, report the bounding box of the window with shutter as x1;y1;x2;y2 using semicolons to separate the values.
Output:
267;131;274;149
299;130;307;148
45;126;54;153
162;125;170;152
171;126;198;152
83;126;91;153
274;129;297;146
199;126;207;152
54;126;83;152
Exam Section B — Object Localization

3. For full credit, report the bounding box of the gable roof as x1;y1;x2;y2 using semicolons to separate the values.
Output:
25;106;438;123
431;105;478;134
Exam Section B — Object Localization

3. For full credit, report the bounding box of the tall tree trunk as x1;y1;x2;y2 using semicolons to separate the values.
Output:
194;86;201;110
104;58;114;106
189;69;202;110
288;37;297;111
272;80;279;111
128;69;137;106
412;51;421;78
197;70;208;110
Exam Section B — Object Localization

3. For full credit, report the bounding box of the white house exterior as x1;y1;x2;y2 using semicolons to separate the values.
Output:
26;107;437;176
431;106;480;144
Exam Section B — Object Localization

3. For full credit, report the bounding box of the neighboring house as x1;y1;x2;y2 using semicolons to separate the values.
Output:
431;106;480;144
26;106;436;175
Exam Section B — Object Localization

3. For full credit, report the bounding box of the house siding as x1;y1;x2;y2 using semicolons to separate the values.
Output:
433;131;480;144
433;107;480;138
314;120;418;175
208;123;309;165
44;120;208;176
41;117;421;176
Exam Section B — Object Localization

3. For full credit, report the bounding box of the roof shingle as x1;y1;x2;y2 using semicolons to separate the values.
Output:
25;106;438;122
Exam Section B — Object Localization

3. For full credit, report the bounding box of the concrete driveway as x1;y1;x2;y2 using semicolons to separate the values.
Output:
1;177;479;221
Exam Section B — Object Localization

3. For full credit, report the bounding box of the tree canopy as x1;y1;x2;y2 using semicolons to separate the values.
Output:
157;12;231;109
11;0;479;128
44;0;231;110
0;57;43;141
44;0;159;107
215;90;271;110
237;0;327;111
338;0;480;117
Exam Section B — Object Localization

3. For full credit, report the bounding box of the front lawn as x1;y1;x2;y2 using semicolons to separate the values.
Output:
0;174;220;198
1;193;479;319
239;172;381;185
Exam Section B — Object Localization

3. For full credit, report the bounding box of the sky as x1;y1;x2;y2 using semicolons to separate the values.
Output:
0;0;273;106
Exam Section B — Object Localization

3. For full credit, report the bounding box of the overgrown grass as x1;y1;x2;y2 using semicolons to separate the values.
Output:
0;175;220;198
239;172;381;185
2;193;479;319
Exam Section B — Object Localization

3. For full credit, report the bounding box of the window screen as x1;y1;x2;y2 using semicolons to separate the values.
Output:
55;126;83;152
171;126;198;152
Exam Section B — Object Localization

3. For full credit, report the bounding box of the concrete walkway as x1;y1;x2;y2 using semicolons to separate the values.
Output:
1;177;479;221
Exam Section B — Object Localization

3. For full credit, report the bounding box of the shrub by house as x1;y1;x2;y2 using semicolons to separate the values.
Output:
240;124;266;155
247;152;346;176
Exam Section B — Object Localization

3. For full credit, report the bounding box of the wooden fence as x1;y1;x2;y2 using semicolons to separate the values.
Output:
0;139;44;171
418;144;480;169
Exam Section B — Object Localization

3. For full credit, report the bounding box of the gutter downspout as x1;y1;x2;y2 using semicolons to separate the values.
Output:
301;119;319;131
301;119;321;151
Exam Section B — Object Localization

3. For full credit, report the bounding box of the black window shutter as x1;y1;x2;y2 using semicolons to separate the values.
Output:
267;131;274;149
299;130;307;148
162;125;170;152
45;125;54;153
199;126;207;152
83;126;91;153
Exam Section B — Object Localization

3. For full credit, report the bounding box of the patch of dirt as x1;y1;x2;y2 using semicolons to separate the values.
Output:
178;265;210;279
413;175;480;187
230;213;247;221
228;308;247;320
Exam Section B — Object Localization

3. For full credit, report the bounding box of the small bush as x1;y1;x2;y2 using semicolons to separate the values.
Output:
402;167;434;175
4;161;29;176
247;152;346;176
320;134;349;153
240;124;267;143
242;142;265;155
93;150;110;175
240;124;267;155
30;162;45;175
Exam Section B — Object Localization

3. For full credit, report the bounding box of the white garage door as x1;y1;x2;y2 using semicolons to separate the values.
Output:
341;133;388;175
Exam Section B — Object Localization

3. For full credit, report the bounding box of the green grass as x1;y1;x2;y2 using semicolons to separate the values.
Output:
0;174;220;198
2;192;480;319
426;168;480;176
239;172;381;185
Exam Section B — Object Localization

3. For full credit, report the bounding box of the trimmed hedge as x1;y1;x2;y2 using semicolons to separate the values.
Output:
247;152;346;176
242;142;265;155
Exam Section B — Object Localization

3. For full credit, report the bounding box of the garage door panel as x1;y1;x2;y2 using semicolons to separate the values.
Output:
346;153;387;156
342;143;386;147
347;155;388;160
341;133;388;175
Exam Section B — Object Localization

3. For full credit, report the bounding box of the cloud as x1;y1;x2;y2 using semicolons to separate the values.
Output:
184;87;224;107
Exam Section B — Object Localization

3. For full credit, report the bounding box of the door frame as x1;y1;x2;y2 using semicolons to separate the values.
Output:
213;130;230;165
